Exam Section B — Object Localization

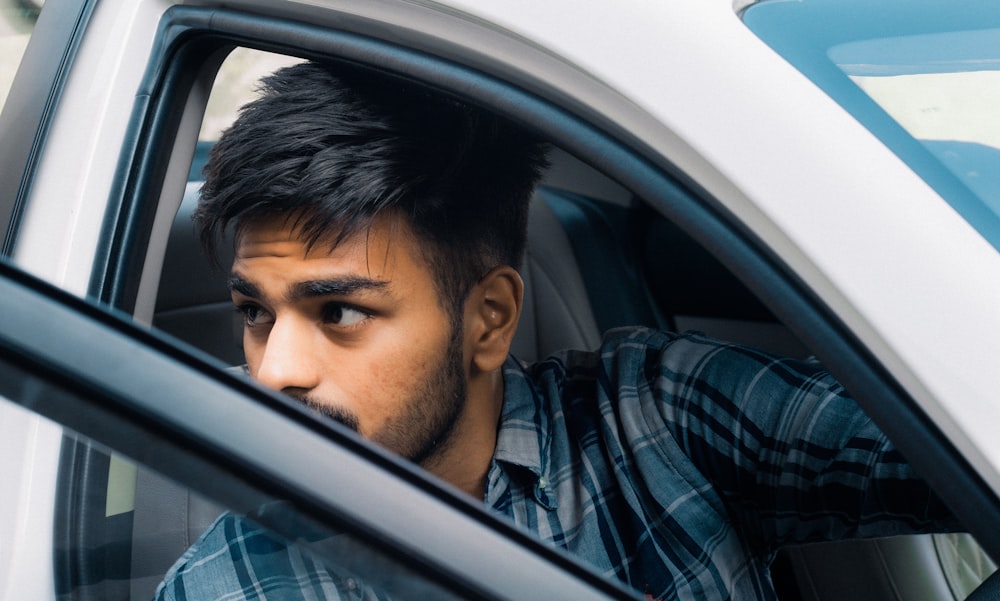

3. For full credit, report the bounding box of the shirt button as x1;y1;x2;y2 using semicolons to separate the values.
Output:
346;578;358;591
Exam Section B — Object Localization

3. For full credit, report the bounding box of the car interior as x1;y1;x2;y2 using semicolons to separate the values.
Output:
48;44;996;600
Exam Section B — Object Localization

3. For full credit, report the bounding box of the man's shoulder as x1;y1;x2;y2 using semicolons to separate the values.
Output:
509;327;678;404
597;325;680;350
154;511;364;601
153;512;247;600
543;326;724;375
506;325;776;419
520;325;801;414
526;326;677;367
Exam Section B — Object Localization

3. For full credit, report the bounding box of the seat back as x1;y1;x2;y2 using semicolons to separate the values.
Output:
153;182;242;365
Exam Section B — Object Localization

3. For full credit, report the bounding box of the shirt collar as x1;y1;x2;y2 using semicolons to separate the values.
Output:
491;356;557;510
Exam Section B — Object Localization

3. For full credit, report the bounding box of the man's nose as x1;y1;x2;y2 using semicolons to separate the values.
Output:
253;316;322;395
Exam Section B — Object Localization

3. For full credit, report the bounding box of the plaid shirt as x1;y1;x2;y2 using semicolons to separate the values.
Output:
154;327;952;601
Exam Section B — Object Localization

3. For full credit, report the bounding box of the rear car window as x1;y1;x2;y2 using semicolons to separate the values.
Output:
830;31;1000;211
742;0;1000;253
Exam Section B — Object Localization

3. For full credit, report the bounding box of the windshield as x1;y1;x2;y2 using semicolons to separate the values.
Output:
742;0;1000;251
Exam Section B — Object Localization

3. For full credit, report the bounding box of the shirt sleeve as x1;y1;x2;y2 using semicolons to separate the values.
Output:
606;327;958;551
152;512;381;601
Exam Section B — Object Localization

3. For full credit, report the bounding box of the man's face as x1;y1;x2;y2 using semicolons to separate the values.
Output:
229;213;467;464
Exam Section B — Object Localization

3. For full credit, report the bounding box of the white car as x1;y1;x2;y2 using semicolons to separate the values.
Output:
1;0;998;599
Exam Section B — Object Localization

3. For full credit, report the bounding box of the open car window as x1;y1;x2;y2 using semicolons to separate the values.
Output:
138;9;996;598
149;39;998;601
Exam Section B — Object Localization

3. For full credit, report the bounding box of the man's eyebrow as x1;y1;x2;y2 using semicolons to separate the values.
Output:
228;276;260;298
291;277;389;299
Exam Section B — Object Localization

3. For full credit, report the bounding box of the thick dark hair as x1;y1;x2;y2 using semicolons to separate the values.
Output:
196;60;549;317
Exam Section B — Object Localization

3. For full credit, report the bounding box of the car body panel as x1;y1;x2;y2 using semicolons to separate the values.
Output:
2;0;1000;597
0;404;61;600
11;0;169;292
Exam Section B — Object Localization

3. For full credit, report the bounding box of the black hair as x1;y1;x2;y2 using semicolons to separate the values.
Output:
196;60;549;318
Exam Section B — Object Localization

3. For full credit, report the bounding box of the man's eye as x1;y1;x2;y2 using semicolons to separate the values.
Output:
322;303;370;327
236;304;274;328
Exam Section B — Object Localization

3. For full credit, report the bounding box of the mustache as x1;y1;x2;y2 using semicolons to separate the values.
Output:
291;394;360;433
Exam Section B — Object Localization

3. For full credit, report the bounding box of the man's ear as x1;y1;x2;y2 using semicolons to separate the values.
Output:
465;266;523;374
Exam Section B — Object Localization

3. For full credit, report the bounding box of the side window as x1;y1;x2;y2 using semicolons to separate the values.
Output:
148;45;822;601
0;0;40;113
149;44;826;601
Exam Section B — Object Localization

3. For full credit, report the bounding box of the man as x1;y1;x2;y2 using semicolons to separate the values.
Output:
155;61;954;600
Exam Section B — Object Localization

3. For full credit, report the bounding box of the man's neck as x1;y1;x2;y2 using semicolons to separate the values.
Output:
421;369;505;499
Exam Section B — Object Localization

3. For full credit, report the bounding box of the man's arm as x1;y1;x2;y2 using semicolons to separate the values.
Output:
613;327;958;552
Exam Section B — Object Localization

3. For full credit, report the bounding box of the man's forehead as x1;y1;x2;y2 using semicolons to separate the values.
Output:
233;211;409;262
229;211;434;296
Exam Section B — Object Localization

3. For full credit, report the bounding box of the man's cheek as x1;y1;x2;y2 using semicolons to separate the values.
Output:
357;354;411;410
243;342;264;378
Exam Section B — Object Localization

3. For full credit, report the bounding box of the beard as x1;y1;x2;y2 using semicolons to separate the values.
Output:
301;322;467;467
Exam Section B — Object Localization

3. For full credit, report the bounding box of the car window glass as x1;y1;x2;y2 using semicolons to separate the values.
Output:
0;371;470;601
0;0;40;113
186;48;302;181
830;30;1000;216
742;0;1000;252
201;48;302;142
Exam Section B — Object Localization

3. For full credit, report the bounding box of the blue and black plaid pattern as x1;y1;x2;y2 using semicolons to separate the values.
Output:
487;328;953;600
155;327;953;601
156;513;386;601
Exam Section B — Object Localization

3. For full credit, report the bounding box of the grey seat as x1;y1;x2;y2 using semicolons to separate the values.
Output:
154;182;242;366
784;534;995;601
